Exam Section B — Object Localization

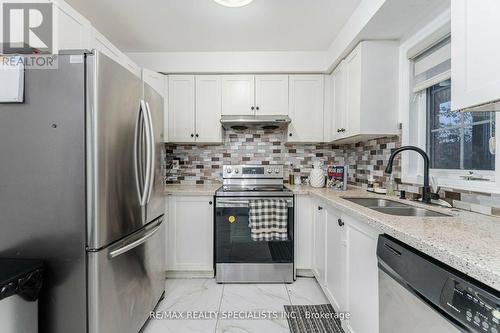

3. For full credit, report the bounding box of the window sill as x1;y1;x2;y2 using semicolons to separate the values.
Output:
402;174;499;194
434;178;499;194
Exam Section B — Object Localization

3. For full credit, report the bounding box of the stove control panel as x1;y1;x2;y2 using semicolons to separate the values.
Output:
223;165;283;179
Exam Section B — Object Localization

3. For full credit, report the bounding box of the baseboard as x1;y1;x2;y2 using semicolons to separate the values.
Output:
165;270;215;279
295;268;314;277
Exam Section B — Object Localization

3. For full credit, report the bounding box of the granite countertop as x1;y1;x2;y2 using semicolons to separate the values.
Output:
289;185;500;291
163;184;220;196
163;184;500;290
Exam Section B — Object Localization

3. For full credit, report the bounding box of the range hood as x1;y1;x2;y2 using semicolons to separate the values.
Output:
220;115;291;130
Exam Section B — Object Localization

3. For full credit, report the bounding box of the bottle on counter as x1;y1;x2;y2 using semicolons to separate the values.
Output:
386;173;397;196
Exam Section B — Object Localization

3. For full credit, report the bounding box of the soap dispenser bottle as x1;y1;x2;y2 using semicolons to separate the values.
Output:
386;173;397;196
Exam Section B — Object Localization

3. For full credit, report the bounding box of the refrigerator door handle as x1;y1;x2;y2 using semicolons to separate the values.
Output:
145;101;155;205
108;220;162;258
141;99;153;207
133;101;145;205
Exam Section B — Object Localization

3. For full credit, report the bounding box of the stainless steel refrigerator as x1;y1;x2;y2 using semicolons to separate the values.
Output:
0;50;165;333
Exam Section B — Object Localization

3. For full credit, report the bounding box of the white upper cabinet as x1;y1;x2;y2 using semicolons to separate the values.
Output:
163;75;169;143
168;75;196;143
324;63;347;142
452;0;500;111
255;75;289;115
288;75;325;143
195;76;223;143
221;75;255;115
168;75;222;144
326;41;399;143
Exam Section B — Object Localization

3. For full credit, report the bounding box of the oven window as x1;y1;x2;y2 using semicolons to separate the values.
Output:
215;206;293;263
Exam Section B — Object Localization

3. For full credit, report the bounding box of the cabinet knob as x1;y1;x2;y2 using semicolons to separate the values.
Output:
289;133;293;137
195;134;199;138
318;206;323;210
338;218;344;227
209;201;213;205
337;129;341;133
256;106;260;111
341;128;346;132
251;106;255;110
190;133;194;138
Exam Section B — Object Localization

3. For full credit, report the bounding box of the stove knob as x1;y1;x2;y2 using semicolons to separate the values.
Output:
274;168;280;174
234;169;239;174
267;168;272;174
226;167;232;174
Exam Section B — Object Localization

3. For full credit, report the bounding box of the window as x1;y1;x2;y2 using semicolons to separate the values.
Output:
426;79;496;171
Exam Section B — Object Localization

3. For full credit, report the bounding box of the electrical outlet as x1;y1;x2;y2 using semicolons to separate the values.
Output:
172;160;180;170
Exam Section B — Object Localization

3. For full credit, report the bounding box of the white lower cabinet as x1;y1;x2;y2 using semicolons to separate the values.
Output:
295;195;314;271
301;196;381;333
166;195;214;273
343;214;380;333
325;207;347;312
312;199;327;286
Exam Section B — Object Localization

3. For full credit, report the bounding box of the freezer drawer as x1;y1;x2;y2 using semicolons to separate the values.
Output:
87;218;165;333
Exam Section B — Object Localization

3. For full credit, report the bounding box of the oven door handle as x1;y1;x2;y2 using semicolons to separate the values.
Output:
216;199;294;208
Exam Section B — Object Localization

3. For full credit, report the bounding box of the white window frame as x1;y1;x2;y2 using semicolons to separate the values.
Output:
399;9;500;194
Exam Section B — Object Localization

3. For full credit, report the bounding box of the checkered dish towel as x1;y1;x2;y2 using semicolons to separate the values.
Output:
248;199;288;241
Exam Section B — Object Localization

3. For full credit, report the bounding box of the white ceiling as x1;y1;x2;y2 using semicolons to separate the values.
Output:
65;0;362;52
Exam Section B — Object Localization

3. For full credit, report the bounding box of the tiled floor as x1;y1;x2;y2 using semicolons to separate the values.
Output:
143;277;329;333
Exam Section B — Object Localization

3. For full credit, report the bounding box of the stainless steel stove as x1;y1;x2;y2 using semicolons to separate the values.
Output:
214;165;294;283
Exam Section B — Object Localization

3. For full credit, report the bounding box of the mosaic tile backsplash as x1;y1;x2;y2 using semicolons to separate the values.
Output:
163;129;400;186
163;128;500;216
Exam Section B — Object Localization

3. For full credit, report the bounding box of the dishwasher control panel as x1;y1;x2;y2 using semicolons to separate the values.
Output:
440;278;499;333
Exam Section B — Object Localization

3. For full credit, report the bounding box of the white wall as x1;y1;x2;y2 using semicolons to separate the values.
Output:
127;51;329;74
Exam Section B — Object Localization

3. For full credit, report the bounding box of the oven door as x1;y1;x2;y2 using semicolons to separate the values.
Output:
215;196;294;264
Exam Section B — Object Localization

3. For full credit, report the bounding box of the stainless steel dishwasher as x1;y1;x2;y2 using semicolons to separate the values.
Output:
377;235;500;333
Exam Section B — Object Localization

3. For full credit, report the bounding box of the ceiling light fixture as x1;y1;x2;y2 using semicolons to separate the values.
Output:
213;0;254;8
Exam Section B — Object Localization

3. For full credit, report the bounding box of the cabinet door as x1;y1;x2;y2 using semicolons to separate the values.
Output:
312;201;327;286
294;195;314;270
325;207;347;312
333;61;347;140
288;75;325;142
167;196;214;271
452;0;500;111
344;215;380;333
195;76;222;143
255;75;289;115
221;75;255;115
163;76;169;143
345;46;362;138
168;75;195;143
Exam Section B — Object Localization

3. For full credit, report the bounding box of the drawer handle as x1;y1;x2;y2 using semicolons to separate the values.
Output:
318;206;323;210
337;218;344;227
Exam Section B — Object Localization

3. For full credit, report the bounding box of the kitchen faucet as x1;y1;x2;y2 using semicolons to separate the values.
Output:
385;146;438;204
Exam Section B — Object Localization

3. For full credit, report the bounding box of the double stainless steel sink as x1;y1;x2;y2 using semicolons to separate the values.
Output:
343;198;451;217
